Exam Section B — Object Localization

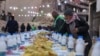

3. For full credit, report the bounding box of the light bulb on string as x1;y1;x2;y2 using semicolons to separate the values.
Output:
40;6;41;8
24;7;27;9
47;4;50;8
73;8;76;12
20;9;23;12
9;7;13;9
42;5;45;8
47;13;52;17
25;15;27;17
18;15;21;17
64;1;67;4
41;10;44;13
58;3;61;5
31;7;34;9
13;7;16;10
35;6;37;9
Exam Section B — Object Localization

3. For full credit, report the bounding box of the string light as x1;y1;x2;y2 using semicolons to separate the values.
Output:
70;0;73;2
9;4;53;17
9;7;13;9
46;13;52;17
25;15;27;17
64;1;67;4
42;5;45;8
73;8;76;11
47;4;50;8
31;7;34;9
24;7;27;9
82;9;87;12
58;3;61;5
35;6;37;9
20;9;23;12
18;15;21;17
13;7;16;10
41;10;44;13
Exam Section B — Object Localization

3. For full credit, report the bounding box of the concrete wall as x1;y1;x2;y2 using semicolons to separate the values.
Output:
97;0;100;12
1;0;42;22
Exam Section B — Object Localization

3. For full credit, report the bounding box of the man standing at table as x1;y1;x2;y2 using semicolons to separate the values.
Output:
63;8;92;56
51;11;66;34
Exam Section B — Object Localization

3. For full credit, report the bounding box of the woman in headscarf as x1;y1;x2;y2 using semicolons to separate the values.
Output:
63;8;92;56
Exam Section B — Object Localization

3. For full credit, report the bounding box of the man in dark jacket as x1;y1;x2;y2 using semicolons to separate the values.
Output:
52;11;66;34
63;9;92;56
6;16;19;35
26;23;31;31
20;23;25;32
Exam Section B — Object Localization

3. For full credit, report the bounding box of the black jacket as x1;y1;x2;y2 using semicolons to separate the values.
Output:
20;25;25;32
52;17;65;34
6;20;18;34
27;25;31;31
62;18;92;42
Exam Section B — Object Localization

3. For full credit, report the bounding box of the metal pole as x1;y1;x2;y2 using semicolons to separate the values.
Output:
89;2;93;37
4;0;6;13
99;24;100;37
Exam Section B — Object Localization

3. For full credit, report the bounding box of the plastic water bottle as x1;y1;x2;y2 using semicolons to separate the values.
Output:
16;34;21;47
20;33;25;44
24;32;28;40
68;34;74;51
0;38;7;56
7;35;14;49
91;38;100;56
8;35;17;50
61;34;67;46
0;36;6;41
58;33;62;44
26;32;30;39
52;33;58;41
75;36;85;56
12;34;17;49
55;33;59;41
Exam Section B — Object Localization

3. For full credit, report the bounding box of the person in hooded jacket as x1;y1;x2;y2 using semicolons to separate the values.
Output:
6;16;19;35
63;8;92;56
26;23;31;31
20;23;25;32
